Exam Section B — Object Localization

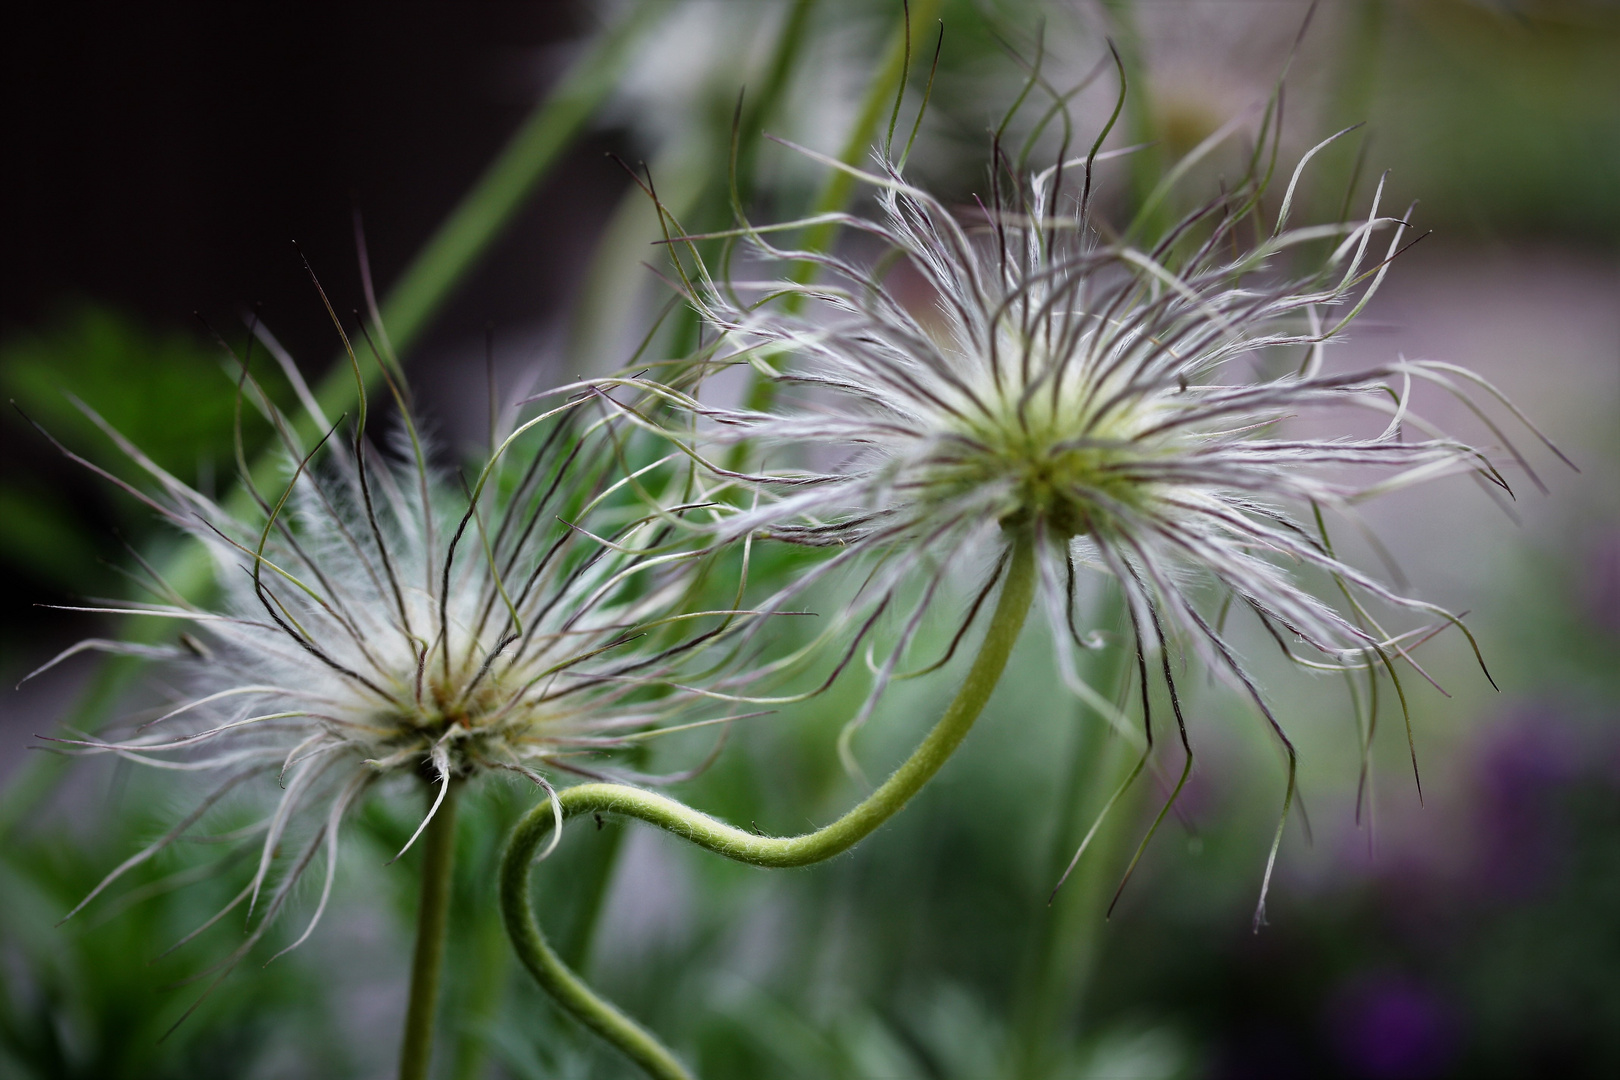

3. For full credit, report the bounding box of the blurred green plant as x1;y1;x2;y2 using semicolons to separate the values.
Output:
0;776;347;1079
4;306;271;486
1;305;282;591
1361;0;1620;242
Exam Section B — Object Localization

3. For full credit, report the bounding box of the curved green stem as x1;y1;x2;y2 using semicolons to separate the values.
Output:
399;779;463;1080
500;532;1037;1079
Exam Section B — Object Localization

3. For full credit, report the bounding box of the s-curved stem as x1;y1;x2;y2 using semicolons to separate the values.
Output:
500;533;1037;1080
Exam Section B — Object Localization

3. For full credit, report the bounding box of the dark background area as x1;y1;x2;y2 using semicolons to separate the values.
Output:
3;3;612;350
2;1;630;642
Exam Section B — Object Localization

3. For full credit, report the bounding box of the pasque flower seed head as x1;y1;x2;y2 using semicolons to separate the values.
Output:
610;96;1570;920
30;319;756;996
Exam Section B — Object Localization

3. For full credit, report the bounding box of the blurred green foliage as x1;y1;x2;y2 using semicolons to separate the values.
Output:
0;479;105;595
3;306;253;480
1365;0;1620;242
1;304;284;591
0;778;345;1078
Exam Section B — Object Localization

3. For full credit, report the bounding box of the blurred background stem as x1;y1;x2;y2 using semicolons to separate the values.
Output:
785;0;941;284
1010;612;1135;1077
570;1;819;375
1099;0;1163;229
743;0;941;415
448;896;510;1080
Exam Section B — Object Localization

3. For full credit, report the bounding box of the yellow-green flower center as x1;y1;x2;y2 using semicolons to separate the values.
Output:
923;376;1169;541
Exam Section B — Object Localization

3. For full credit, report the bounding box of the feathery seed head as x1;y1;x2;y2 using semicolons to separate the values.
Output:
652;115;1566;672
626;81;1570;918
33;330;754;976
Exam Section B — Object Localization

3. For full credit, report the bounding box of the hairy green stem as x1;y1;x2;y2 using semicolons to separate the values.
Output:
399;780;463;1080
0;7;657;840
448;898;508;1080
500;532;1037;1080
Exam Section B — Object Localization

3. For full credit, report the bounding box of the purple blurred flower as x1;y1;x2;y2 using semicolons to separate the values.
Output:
1329;973;1458;1079
1586;527;1620;634
1468;705;1586;896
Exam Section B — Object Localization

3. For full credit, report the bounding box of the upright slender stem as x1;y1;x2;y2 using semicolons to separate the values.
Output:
399;779;463;1080
500;532;1039;1080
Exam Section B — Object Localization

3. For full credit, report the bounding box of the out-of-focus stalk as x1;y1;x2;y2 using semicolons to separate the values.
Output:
448;899;510;1080
1101;0;1165;231
1011;614;1137;1077
786;0;942;284
570;1;819;375
742;0;941;413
